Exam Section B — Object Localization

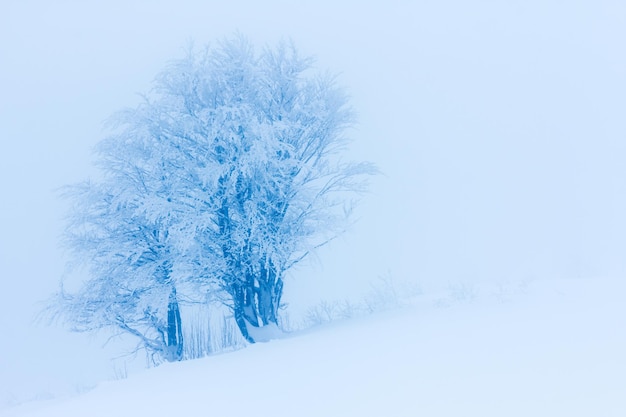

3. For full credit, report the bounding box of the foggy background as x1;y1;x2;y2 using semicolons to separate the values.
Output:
1;0;625;406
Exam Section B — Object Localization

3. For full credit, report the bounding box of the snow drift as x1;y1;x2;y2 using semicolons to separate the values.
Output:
4;277;625;417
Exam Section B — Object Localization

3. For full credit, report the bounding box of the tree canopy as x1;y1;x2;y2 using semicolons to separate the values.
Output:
52;35;374;359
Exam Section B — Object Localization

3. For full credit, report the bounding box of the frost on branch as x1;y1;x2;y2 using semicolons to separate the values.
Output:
50;35;375;353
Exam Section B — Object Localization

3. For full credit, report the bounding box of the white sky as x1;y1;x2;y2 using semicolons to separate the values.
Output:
1;0;625;405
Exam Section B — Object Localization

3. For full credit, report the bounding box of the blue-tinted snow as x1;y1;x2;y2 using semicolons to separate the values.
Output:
1;0;625;409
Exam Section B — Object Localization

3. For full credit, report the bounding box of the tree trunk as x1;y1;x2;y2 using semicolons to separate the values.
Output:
232;265;283;343
258;263;283;326
165;287;183;361
233;284;256;343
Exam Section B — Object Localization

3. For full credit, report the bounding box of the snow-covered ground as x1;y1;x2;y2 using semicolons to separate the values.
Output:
2;2;626;415
4;277;624;417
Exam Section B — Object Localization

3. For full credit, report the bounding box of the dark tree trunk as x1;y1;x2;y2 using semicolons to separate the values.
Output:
165;287;183;361
232;262;284;344
233;284;257;343
218;175;286;343
258;262;282;326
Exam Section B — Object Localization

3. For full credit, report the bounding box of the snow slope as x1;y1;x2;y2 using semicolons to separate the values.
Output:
4;278;625;417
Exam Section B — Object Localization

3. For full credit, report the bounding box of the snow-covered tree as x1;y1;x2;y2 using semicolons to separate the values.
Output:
52;119;192;363
146;36;374;342
53;35;374;348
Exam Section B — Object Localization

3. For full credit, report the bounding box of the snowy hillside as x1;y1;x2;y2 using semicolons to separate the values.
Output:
3;1;626;411
4;277;625;417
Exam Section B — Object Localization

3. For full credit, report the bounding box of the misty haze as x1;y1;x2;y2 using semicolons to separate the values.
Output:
1;1;625;416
